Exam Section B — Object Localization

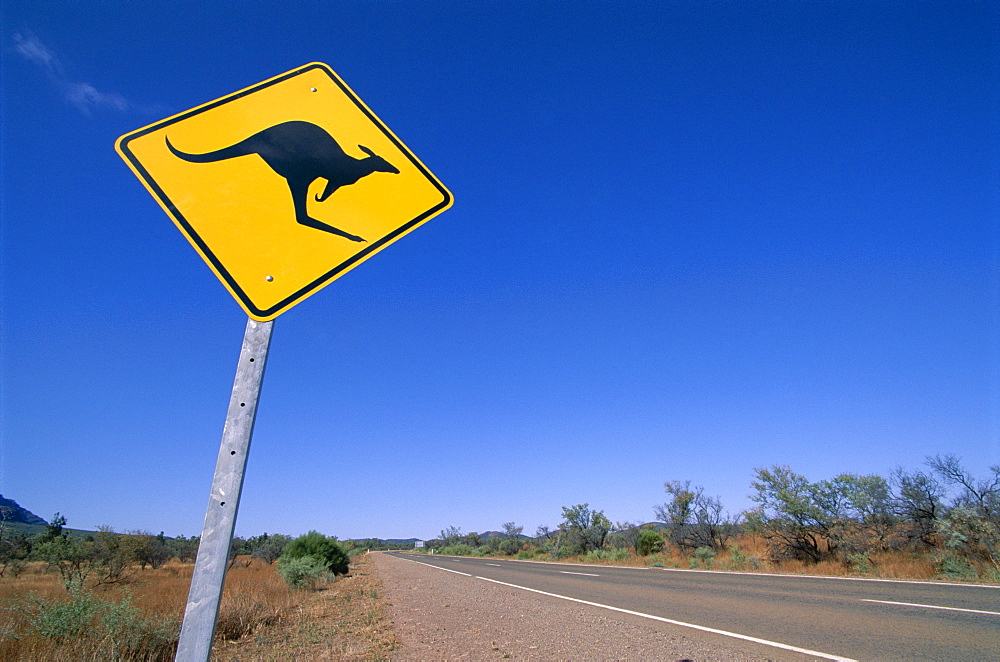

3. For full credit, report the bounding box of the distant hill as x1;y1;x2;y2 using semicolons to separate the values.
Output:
0;495;47;527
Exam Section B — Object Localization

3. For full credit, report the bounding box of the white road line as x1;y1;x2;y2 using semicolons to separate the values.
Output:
560;571;600;577
477;576;855;662
485;563;502;566
862;599;1000;616
405;558;472;576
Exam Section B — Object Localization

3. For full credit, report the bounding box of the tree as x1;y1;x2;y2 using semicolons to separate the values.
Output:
281;531;349;576
127;530;171;571
928;455;1000;570
745;466;833;562
40;513;67;543
247;532;292;564
557;504;611;556
499;522;524;555
227;536;249;569
746;466;897;563
827;473;897;559
438;526;462;548
654;480;733;550
168;535;199;563
460;531;483;548
605;521;643;551
0;529;32;578
502;522;523;538
928;455;1000;523
90;526;145;585
891;467;945;548
32;516;94;591
534;524;556;554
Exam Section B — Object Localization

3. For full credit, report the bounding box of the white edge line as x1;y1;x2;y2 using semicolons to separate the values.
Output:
861;599;1000;616
403;557;472;576
560;571;600;577
477;575;855;662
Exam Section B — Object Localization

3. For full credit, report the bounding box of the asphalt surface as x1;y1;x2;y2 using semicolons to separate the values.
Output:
384;553;999;660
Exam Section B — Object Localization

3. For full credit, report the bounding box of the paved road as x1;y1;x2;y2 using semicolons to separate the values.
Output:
384;553;999;660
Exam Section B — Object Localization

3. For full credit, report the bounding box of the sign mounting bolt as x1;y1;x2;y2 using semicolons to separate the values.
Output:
265;275;274;282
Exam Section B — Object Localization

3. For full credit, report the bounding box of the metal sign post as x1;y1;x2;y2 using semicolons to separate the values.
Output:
175;317;274;661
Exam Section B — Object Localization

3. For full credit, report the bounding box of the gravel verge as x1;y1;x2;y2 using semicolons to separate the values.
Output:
373;553;781;661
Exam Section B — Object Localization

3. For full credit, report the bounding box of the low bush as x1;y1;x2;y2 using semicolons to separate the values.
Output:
724;544;761;571
583;548;629;563
689;546;716;568
935;553;978;581
846;552;873;575
12;586;177;660
276;555;328;589
636;529;664;556
281;531;349;576
24;586;102;644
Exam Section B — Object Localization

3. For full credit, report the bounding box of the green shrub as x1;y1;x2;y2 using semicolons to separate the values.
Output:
438;543;474;556
636;529;664;556
935;553;978;581
98;595;177;659
17;587;177;658
27;586;102;644
281;531;349;576
277;555;328;589
650;561;665;568
690;546;716;568
846;552;873;574
583;548;629;562
517;550;533;560
725;544;759;571
726;544;747;570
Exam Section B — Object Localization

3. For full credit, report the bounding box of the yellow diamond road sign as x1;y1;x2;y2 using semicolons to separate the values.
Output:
116;62;452;321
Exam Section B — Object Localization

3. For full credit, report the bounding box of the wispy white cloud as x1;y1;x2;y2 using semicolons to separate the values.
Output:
64;81;129;113
13;31;130;115
13;31;61;74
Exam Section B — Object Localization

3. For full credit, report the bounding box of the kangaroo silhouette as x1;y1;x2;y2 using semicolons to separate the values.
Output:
165;120;400;242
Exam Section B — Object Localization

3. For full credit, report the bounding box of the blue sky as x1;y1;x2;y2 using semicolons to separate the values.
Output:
2;2;997;541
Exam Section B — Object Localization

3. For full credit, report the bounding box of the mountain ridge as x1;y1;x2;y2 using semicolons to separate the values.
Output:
0;495;48;527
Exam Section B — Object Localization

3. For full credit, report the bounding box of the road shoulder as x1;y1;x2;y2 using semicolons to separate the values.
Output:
372;552;775;660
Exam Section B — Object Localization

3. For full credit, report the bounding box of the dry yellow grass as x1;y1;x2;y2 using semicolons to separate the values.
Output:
212;552;398;661
0;554;393;661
